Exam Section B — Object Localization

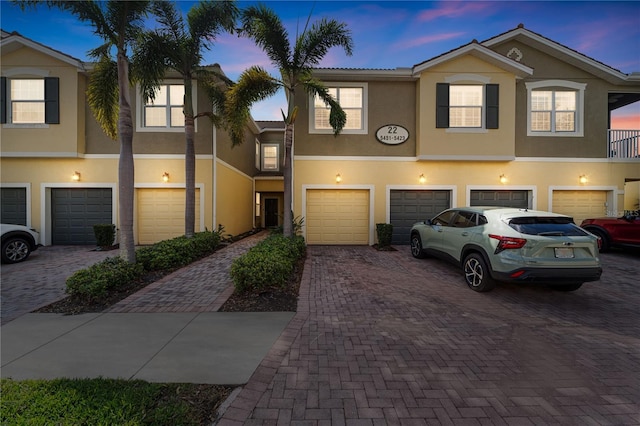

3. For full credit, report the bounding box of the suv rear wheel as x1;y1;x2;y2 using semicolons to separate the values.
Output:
463;253;496;292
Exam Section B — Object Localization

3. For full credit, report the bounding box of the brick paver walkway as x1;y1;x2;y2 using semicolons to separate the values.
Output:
218;247;640;425
107;232;268;313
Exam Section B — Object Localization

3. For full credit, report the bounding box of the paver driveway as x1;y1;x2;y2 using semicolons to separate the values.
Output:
220;247;640;425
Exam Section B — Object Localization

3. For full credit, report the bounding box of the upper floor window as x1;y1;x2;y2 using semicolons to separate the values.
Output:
1;76;59;125
310;83;367;134
450;85;483;128
144;84;184;127
136;81;194;132
525;80;585;137
436;80;498;131
261;144;279;171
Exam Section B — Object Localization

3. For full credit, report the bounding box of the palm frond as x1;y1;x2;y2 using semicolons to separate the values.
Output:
303;77;346;136
86;55;119;140
240;4;291;69
295;18;353;69
131;31;170;102
224;66;281;145
188;0;238;42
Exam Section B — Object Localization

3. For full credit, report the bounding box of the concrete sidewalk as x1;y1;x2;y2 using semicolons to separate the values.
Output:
1;312;293;384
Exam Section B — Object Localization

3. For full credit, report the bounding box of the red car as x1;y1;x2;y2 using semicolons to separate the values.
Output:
580;212;640;252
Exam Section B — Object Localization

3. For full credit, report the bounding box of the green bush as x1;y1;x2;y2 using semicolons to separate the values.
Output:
136;230;222;271
231;234;306;293
376;223;393;248
66;257;144;302
93;224;116;247
66;229;223;300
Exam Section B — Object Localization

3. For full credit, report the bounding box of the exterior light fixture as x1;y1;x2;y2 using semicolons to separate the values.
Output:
72;171;81;182
162;172;170;183
419;174;426;184
499;174;507;184
579;174;588;184
335;173;342;183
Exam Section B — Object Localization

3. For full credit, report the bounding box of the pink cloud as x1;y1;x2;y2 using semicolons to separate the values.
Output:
611;114;640;130
393;32;466;50
417;1;494;22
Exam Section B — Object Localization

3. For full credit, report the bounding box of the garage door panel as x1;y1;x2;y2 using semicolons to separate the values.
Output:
51;188;113;245
306;189;369;245
470;190;528;209
390;190;451;245
1;188;27;225
137;188;200;245
552;190;606;224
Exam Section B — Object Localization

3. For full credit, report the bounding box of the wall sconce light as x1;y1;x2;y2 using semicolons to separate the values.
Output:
419;174;426;184
335;173;342;183
579;174;588;184
72;171;81;182
162;172;170;183
499;174;507;184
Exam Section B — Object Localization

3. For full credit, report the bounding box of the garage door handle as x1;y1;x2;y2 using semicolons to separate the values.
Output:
461;232;469;236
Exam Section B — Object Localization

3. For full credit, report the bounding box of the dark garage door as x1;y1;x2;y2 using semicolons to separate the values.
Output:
390;190;451;245
52;188;113;245
470;190;529;209
1;187;27;225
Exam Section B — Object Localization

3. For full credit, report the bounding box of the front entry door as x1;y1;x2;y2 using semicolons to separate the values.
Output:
265;198;279;228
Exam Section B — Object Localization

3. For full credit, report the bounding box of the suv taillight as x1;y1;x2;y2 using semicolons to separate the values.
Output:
489;234;527;253
596;236;602;250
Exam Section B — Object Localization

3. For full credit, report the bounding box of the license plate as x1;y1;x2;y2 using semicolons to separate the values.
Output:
554;247;574;258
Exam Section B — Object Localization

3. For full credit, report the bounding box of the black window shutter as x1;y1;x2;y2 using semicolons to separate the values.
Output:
1;77;6;124
436;83;449;128
44;77;60;124
486;84;499;129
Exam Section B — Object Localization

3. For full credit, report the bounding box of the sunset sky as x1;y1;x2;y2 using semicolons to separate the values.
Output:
2;0;639;128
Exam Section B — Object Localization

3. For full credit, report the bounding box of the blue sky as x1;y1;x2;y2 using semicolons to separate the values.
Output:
2;0;639;127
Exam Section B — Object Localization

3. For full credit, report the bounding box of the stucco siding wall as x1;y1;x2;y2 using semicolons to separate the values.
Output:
215;160;254;235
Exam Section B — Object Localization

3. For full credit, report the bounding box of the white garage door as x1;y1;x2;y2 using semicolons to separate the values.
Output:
137;188;200;245
306;189;369;245
552;190;607;224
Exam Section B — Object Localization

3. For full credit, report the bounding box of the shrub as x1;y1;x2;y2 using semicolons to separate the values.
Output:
376;223;393;249
231;234;306;293
93;224;115;247
136;230;222;271
66;257;144;302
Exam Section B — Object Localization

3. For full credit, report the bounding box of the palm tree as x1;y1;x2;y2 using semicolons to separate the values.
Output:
133;0;238;238
225;4;353;237
18;0;151;263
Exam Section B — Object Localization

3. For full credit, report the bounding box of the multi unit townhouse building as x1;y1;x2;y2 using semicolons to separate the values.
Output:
2;25;639;247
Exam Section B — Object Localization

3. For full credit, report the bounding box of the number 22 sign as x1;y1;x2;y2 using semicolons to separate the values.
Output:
375;124;409;145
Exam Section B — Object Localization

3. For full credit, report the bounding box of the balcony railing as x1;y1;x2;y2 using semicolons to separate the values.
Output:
608;130;640;159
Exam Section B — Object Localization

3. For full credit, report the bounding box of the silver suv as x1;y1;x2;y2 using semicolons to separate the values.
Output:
410;207;602;292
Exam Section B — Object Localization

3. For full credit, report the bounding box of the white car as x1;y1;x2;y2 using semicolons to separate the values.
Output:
1;224;40;264
410;207;602;292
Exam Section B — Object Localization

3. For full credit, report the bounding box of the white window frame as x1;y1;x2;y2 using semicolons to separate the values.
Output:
444;74;491;134
261;143;280;171
135;80;197;133
255;139;261;170
525;80;585;137
3;68;50;129
309;82;368;135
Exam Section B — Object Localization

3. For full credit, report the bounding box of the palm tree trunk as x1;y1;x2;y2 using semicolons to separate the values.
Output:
116;51;136;263
184;116;196;238
282;122;294;237
184;79;196;238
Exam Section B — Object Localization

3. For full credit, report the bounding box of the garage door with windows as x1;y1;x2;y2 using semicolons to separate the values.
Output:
137;188;201;245
470;190;529;209
552;190;606;224
390;190;450;245
52;188;113;245
1;187;27;225
306;189;369;245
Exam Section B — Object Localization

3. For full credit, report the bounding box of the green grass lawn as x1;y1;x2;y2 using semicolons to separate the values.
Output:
0;378;233;425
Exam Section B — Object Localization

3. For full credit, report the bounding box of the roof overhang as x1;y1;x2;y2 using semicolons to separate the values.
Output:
1;32;86;71
412;43;533;78
482;27;636;85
